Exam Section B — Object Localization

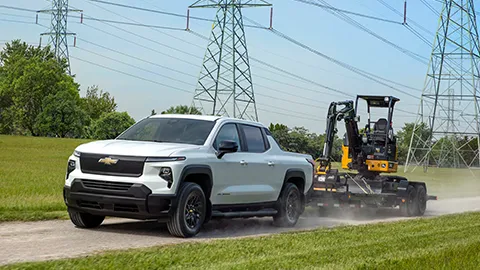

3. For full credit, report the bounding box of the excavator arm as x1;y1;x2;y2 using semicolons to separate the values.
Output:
318;100;361;173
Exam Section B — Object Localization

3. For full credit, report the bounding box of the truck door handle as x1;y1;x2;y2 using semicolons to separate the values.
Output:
268;161;275;166
240;160;248;166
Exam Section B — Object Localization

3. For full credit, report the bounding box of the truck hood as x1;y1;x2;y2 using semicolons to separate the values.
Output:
75;139;201;157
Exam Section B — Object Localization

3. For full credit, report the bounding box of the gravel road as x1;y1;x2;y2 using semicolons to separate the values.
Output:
1;196;479;266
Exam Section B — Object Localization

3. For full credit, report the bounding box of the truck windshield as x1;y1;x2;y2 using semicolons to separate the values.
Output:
116;118;215;145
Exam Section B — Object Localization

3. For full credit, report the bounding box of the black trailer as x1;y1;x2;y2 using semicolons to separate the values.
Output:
308;169;437;217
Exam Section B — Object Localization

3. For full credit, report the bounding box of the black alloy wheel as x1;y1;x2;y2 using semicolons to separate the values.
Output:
167;182;206;238
184;193;204;230
273;182;302;227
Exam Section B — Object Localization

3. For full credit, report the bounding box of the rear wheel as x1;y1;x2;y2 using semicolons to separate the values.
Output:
273;183;302;227
167;182;206;238
68;208;105;228
400;185;418;217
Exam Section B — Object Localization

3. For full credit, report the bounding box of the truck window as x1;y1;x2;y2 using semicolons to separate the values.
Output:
214;124;241;150
241;125;266;153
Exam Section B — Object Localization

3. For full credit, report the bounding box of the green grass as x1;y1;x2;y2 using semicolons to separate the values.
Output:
0;135;91;222
1;134;480;222
2;212;480;269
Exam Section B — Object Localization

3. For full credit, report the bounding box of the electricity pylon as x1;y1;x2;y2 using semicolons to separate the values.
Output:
405;0;480;171
38;0;81;75
190;0;271;121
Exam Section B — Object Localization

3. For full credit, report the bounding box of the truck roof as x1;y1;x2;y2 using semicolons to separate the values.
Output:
149;114;222;121
148;114;266;127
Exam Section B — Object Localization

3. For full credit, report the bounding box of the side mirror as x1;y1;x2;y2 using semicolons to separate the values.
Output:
216;140;238;159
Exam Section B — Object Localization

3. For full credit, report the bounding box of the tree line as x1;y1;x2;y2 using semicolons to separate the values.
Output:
2;40;478;166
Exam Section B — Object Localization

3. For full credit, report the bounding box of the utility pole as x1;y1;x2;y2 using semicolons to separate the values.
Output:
405;0;480;172
37;0;82;75
189;0;271;121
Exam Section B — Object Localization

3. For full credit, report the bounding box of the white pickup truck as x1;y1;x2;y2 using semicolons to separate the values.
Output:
63;114;315;237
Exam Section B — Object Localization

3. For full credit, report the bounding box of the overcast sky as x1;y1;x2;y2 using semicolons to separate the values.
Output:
0;0;443;134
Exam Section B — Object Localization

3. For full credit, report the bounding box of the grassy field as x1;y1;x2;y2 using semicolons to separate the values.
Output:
0;135;91;222
1;134;480;222
2;212;480;269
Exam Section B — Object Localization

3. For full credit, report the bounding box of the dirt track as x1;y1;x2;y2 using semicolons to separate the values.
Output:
1;196;479;266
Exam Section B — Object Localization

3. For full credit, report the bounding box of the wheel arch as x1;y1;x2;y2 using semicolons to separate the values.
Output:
279;169;306;206
177;165;213;222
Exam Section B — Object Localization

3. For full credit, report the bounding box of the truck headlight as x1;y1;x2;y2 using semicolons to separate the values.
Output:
66;160;76;179
159;167;173;187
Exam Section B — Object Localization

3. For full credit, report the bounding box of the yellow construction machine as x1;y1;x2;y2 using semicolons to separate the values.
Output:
309;95;437;216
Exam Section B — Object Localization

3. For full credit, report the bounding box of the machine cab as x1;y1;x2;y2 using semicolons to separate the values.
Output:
342;95;399;173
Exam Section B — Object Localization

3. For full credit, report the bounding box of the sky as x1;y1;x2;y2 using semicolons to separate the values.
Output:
0;0;444;134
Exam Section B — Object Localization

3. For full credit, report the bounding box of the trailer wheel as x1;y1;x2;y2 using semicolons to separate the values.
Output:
400;185;418;217
416;185;427;216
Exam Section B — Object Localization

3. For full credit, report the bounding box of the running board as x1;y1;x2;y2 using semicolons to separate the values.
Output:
212;209;278;218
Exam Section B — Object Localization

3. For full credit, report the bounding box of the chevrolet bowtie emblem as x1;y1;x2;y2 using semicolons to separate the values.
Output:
98;157;119;165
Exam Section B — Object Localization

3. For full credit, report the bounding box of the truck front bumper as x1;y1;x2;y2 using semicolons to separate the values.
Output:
63;179;176;220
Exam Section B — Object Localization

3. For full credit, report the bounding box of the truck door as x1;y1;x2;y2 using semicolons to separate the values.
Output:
210;123;253;205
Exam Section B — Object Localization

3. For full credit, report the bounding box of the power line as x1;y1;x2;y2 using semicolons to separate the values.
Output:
81;0;207;51
293;0;403;25
87;0;266;29
305;0;429;65
376;0;436;37
252;26;422;99
71;15;186;31
74;3;348;107
73;38;323;110
80;22;200;68
420;0;440;16
75;46;196;88
0;18;37;25
0;5;36;13
71;55;321;122
76;37;197;78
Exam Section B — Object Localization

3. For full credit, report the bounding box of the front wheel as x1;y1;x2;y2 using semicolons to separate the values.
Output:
68;208;105;228
167;182;206;238
273;183;302;227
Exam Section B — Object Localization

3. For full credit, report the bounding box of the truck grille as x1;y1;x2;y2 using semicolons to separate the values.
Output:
77;200;139;212
81;179;134;191
80;153;146;177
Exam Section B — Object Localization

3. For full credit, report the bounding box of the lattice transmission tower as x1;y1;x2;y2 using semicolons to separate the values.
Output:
189;0;271;121
405;0;480;172
38;0;81;75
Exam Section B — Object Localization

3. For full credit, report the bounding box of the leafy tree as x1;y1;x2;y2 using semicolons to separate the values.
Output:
151;109;156;116
0;39;76;135
269;123;290;150
81;85;117;121
35;88;88;138
91;112;135;140
161;105;201;115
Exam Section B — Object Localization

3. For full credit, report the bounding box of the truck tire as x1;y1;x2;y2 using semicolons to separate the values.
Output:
167;182;206;238
68;208;105;228
273;182;302;227
400;185;418;217
416;185;427;216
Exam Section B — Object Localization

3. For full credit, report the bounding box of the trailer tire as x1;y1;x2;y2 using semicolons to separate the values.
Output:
415;185;427;216
400;185;418;217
